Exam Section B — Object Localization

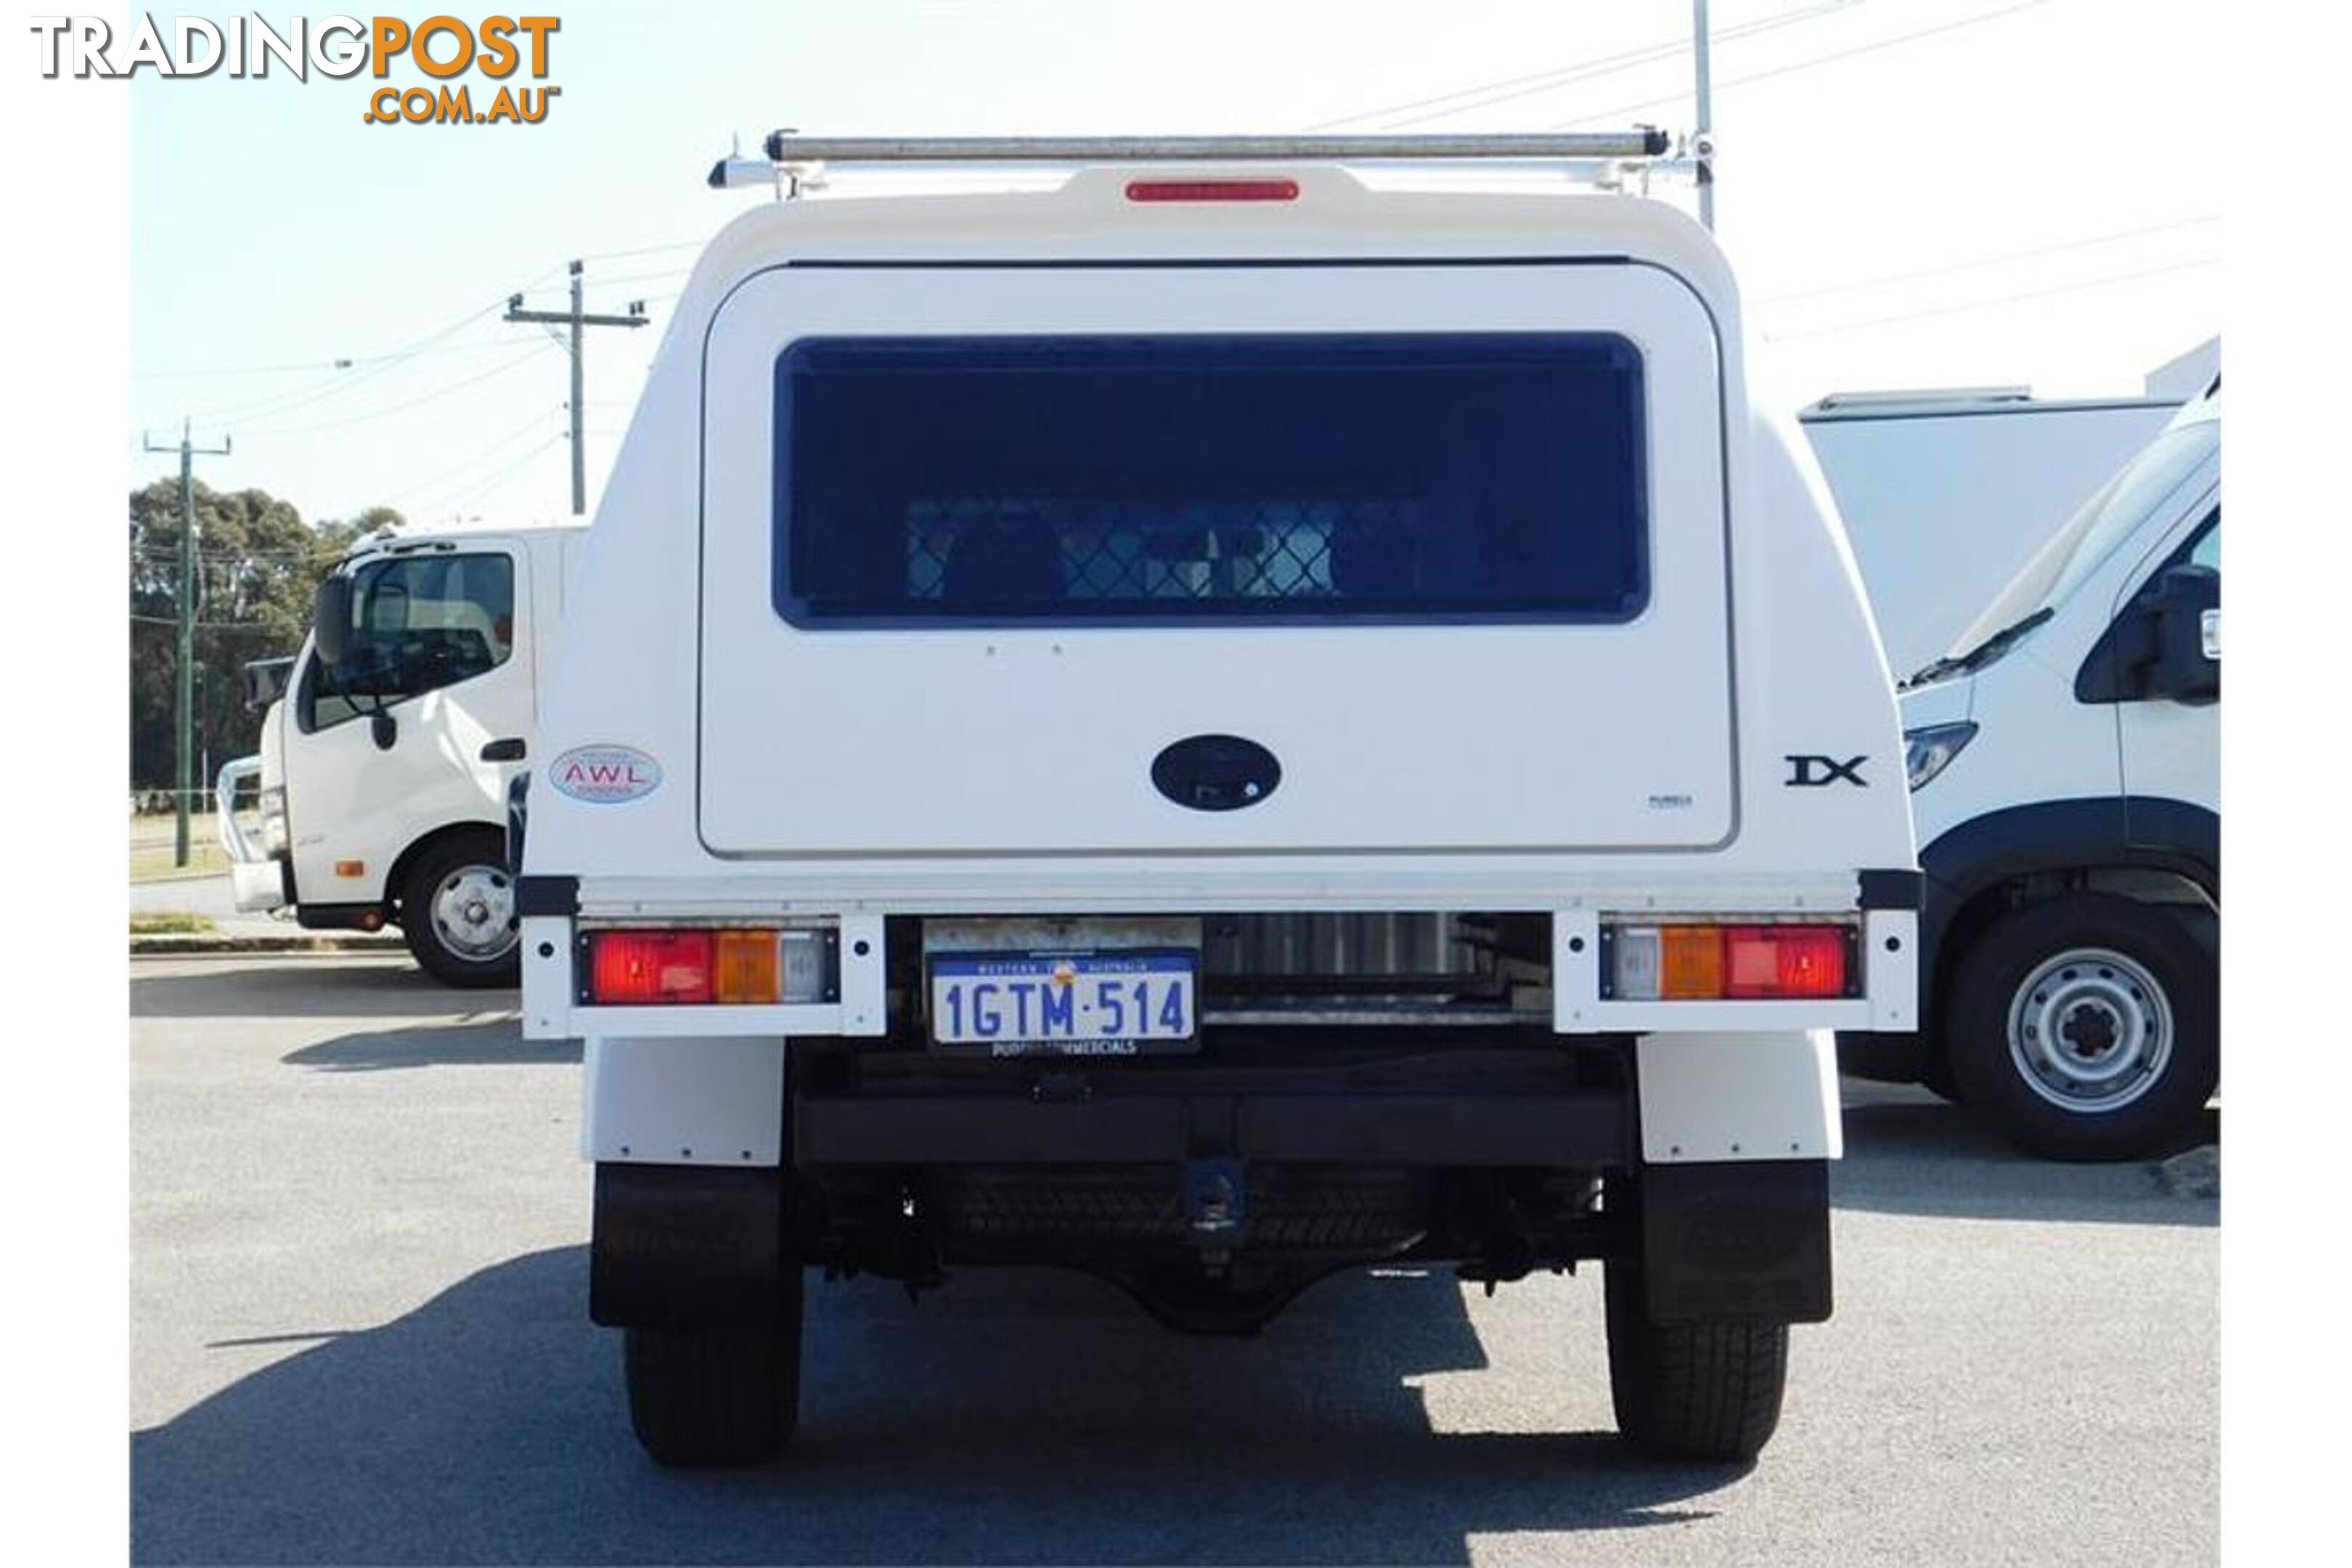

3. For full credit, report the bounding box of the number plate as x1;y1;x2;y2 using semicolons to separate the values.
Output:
928;949;1199;1056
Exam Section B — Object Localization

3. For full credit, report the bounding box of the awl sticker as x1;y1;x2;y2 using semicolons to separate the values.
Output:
550;745;662;804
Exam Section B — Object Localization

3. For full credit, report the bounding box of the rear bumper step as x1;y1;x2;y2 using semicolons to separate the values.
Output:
793;1087;1633;1169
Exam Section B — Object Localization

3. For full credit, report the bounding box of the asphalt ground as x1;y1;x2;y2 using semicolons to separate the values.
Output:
130;955;2218;1567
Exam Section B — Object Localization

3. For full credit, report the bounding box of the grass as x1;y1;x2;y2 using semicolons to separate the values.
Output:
130;911;216;935
129;811;228;882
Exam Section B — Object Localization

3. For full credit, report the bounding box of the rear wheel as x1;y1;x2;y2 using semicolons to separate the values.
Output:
399;830;520;988
1604;1258;1789;1462
1945;894;2216;1161
623;1270;804;1468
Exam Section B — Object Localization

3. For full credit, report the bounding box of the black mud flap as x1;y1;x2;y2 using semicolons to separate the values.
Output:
590;1164;786;1328
1640;1159;1831;1324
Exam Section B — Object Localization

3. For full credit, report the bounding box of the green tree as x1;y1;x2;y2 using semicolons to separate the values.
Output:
128;482;383;791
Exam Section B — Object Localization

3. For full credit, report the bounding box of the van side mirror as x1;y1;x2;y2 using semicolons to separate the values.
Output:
2142;563;2218;704
313;576;354;668
2073;563;2220;706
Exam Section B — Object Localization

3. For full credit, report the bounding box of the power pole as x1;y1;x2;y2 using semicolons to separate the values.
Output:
142;418;232;867
505;261;648;515
1693;0;1715;231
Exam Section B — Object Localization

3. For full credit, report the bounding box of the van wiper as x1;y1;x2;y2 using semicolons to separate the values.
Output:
1900;607;2054;690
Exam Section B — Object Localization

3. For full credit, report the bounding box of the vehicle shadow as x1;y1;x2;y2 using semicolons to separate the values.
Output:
134;1249;1742;1566
281;1018;581;1071
1834;1079;2219;1226
128;957;508;1021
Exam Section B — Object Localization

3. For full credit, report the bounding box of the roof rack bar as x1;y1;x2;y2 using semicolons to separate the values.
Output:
761;130;1672;165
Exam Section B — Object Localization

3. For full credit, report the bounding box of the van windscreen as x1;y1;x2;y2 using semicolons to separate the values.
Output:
774;333;1649;626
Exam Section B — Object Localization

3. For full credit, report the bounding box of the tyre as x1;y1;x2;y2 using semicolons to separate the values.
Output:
623;1271;804;1468
1944;893;2216;1161
1604;1258;1789;1462
399;830;520;988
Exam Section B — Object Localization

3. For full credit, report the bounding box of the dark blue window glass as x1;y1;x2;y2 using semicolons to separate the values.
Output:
774;333;1649;625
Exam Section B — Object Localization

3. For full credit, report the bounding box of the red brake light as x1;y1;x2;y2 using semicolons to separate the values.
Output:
590;931;714;1005
1124;178;1299;203
1722;926;1850;999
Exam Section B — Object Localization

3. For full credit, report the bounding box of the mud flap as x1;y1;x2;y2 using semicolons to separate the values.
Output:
589;1163;787;1328
1638;1159;1831;1324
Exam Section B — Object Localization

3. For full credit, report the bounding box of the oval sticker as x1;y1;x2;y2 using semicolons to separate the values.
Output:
550;744;662;804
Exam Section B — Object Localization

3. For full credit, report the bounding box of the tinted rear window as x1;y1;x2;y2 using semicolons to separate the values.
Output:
775;333;1649;626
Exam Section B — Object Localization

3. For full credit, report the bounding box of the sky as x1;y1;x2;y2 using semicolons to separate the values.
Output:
125;0;2224;527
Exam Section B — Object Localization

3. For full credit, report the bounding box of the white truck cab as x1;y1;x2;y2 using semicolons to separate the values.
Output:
1842;386;2220;1159
220;517;587;984
516;133;1919;1468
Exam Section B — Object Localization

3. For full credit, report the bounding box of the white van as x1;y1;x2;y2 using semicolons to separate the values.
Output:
219;518;586;984
1841;387;2219;1159
515;133;1919;1468
1800;388;2180;679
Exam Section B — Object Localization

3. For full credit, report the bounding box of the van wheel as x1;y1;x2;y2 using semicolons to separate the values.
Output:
1945;893;2216;1161
623;1276;804;1468
1604;1259;1788;1462
400;832;520;988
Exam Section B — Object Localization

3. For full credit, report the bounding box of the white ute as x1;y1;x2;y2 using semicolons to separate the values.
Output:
516;134;1919;1467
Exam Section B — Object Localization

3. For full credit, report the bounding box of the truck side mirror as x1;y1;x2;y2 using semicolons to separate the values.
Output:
369;710;398;751
240;656;295;713
314;576;354;668
2143;563;2219;705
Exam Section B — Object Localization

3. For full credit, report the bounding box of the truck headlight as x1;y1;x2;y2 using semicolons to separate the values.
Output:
1903;722;1978;792
260;785;288;853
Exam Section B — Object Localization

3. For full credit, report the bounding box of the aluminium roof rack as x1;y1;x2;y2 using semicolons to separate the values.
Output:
708;129;1688;194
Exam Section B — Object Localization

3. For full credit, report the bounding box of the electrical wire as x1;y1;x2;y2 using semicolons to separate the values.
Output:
1313;0;1861;131
1553;0;2054;128
237;344;553;439
575;237;707;266
1762;254;2219;341
385;408;565;507
413;432;565;516
179;294;523;431
1752;214;2219;306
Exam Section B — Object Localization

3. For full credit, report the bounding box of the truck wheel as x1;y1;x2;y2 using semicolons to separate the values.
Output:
400;832;520;988
1604;1259;1788;1462
1945;894;2216;1161
623;1273;804;1468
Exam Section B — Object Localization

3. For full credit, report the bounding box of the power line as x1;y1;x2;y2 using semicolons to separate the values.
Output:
414;432;565;517
128;613;292;630
1752;214;2221;306
577;262;695;290
238;344;553;438
386;407;565;507
181;293;526;430
1313;0;1859;131
1556;0;2053;128
134;335;536;385
1763;255;2219;341
576;237;707;266
132;548;324;564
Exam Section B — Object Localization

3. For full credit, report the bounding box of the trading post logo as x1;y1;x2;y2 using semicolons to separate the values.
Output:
27;14;563;125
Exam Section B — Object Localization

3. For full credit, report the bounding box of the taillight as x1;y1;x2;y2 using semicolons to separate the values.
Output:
1607;923;1853;1000
584;928;827;1005
590;931;714;1005
1723;926;1849;999
711;930;782;1005
1124;178;1299;203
